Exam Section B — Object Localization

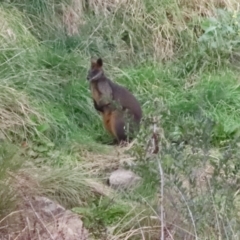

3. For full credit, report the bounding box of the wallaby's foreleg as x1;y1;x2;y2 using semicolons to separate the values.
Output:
93;99;104;113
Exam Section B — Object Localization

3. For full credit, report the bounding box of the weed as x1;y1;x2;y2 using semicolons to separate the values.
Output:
198;9;240;67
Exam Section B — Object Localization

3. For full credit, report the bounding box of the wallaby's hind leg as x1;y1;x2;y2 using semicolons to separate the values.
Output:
103;110;138;145
102;111;114;136
110;111;127;143
102;110;123;145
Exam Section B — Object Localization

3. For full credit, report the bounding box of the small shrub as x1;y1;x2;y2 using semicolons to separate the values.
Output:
198;9;240;66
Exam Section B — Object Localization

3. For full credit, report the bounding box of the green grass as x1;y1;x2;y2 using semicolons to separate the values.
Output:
1;1;240;239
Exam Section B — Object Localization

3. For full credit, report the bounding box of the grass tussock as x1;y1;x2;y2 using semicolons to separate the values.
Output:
0;85;46;142
0;153;115;239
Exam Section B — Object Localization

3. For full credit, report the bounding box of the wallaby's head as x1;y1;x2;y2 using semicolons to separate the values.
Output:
87;58;104;82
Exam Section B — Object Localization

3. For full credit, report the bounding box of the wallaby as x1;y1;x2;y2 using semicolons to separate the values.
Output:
86;58;142;144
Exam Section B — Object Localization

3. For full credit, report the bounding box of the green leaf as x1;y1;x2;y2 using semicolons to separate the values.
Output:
36;123;50;133
198;34;211;42
205;25;217;34
208;17;219;25
34;145;48;153
201;20;211;31
210;41;218;48
46;142;55;147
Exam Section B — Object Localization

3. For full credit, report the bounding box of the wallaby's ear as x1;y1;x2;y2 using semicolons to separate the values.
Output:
96;58;103;67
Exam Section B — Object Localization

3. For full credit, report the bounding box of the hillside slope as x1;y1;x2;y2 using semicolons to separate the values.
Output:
1;1;240;239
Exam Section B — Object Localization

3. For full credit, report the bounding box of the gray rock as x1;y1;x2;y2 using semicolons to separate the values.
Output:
108;169;141;190
4;196;89;240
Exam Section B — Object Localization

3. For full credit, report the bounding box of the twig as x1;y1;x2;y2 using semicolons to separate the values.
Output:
157;155;165;240
0;210;23;224
176;187;198;239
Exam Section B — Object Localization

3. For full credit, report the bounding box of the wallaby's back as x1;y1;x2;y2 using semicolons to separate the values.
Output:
107;79;142;123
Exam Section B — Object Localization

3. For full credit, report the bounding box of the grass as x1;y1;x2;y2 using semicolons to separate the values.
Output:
1;0;240;239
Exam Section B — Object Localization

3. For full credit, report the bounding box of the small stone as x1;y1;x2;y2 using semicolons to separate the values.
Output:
108;169;141;190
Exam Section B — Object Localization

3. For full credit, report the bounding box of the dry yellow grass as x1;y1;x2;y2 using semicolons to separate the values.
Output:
61;0;239;61
0;86;46;142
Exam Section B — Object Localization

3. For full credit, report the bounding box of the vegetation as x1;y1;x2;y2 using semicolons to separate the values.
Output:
1;0;240;239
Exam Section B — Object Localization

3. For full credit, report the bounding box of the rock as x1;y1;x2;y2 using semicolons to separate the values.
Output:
108;169;141;190
4;196;89;240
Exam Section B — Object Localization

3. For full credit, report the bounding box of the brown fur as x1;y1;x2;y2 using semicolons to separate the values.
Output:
87;58;142;143
102;109;114;136
100;108;123;142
